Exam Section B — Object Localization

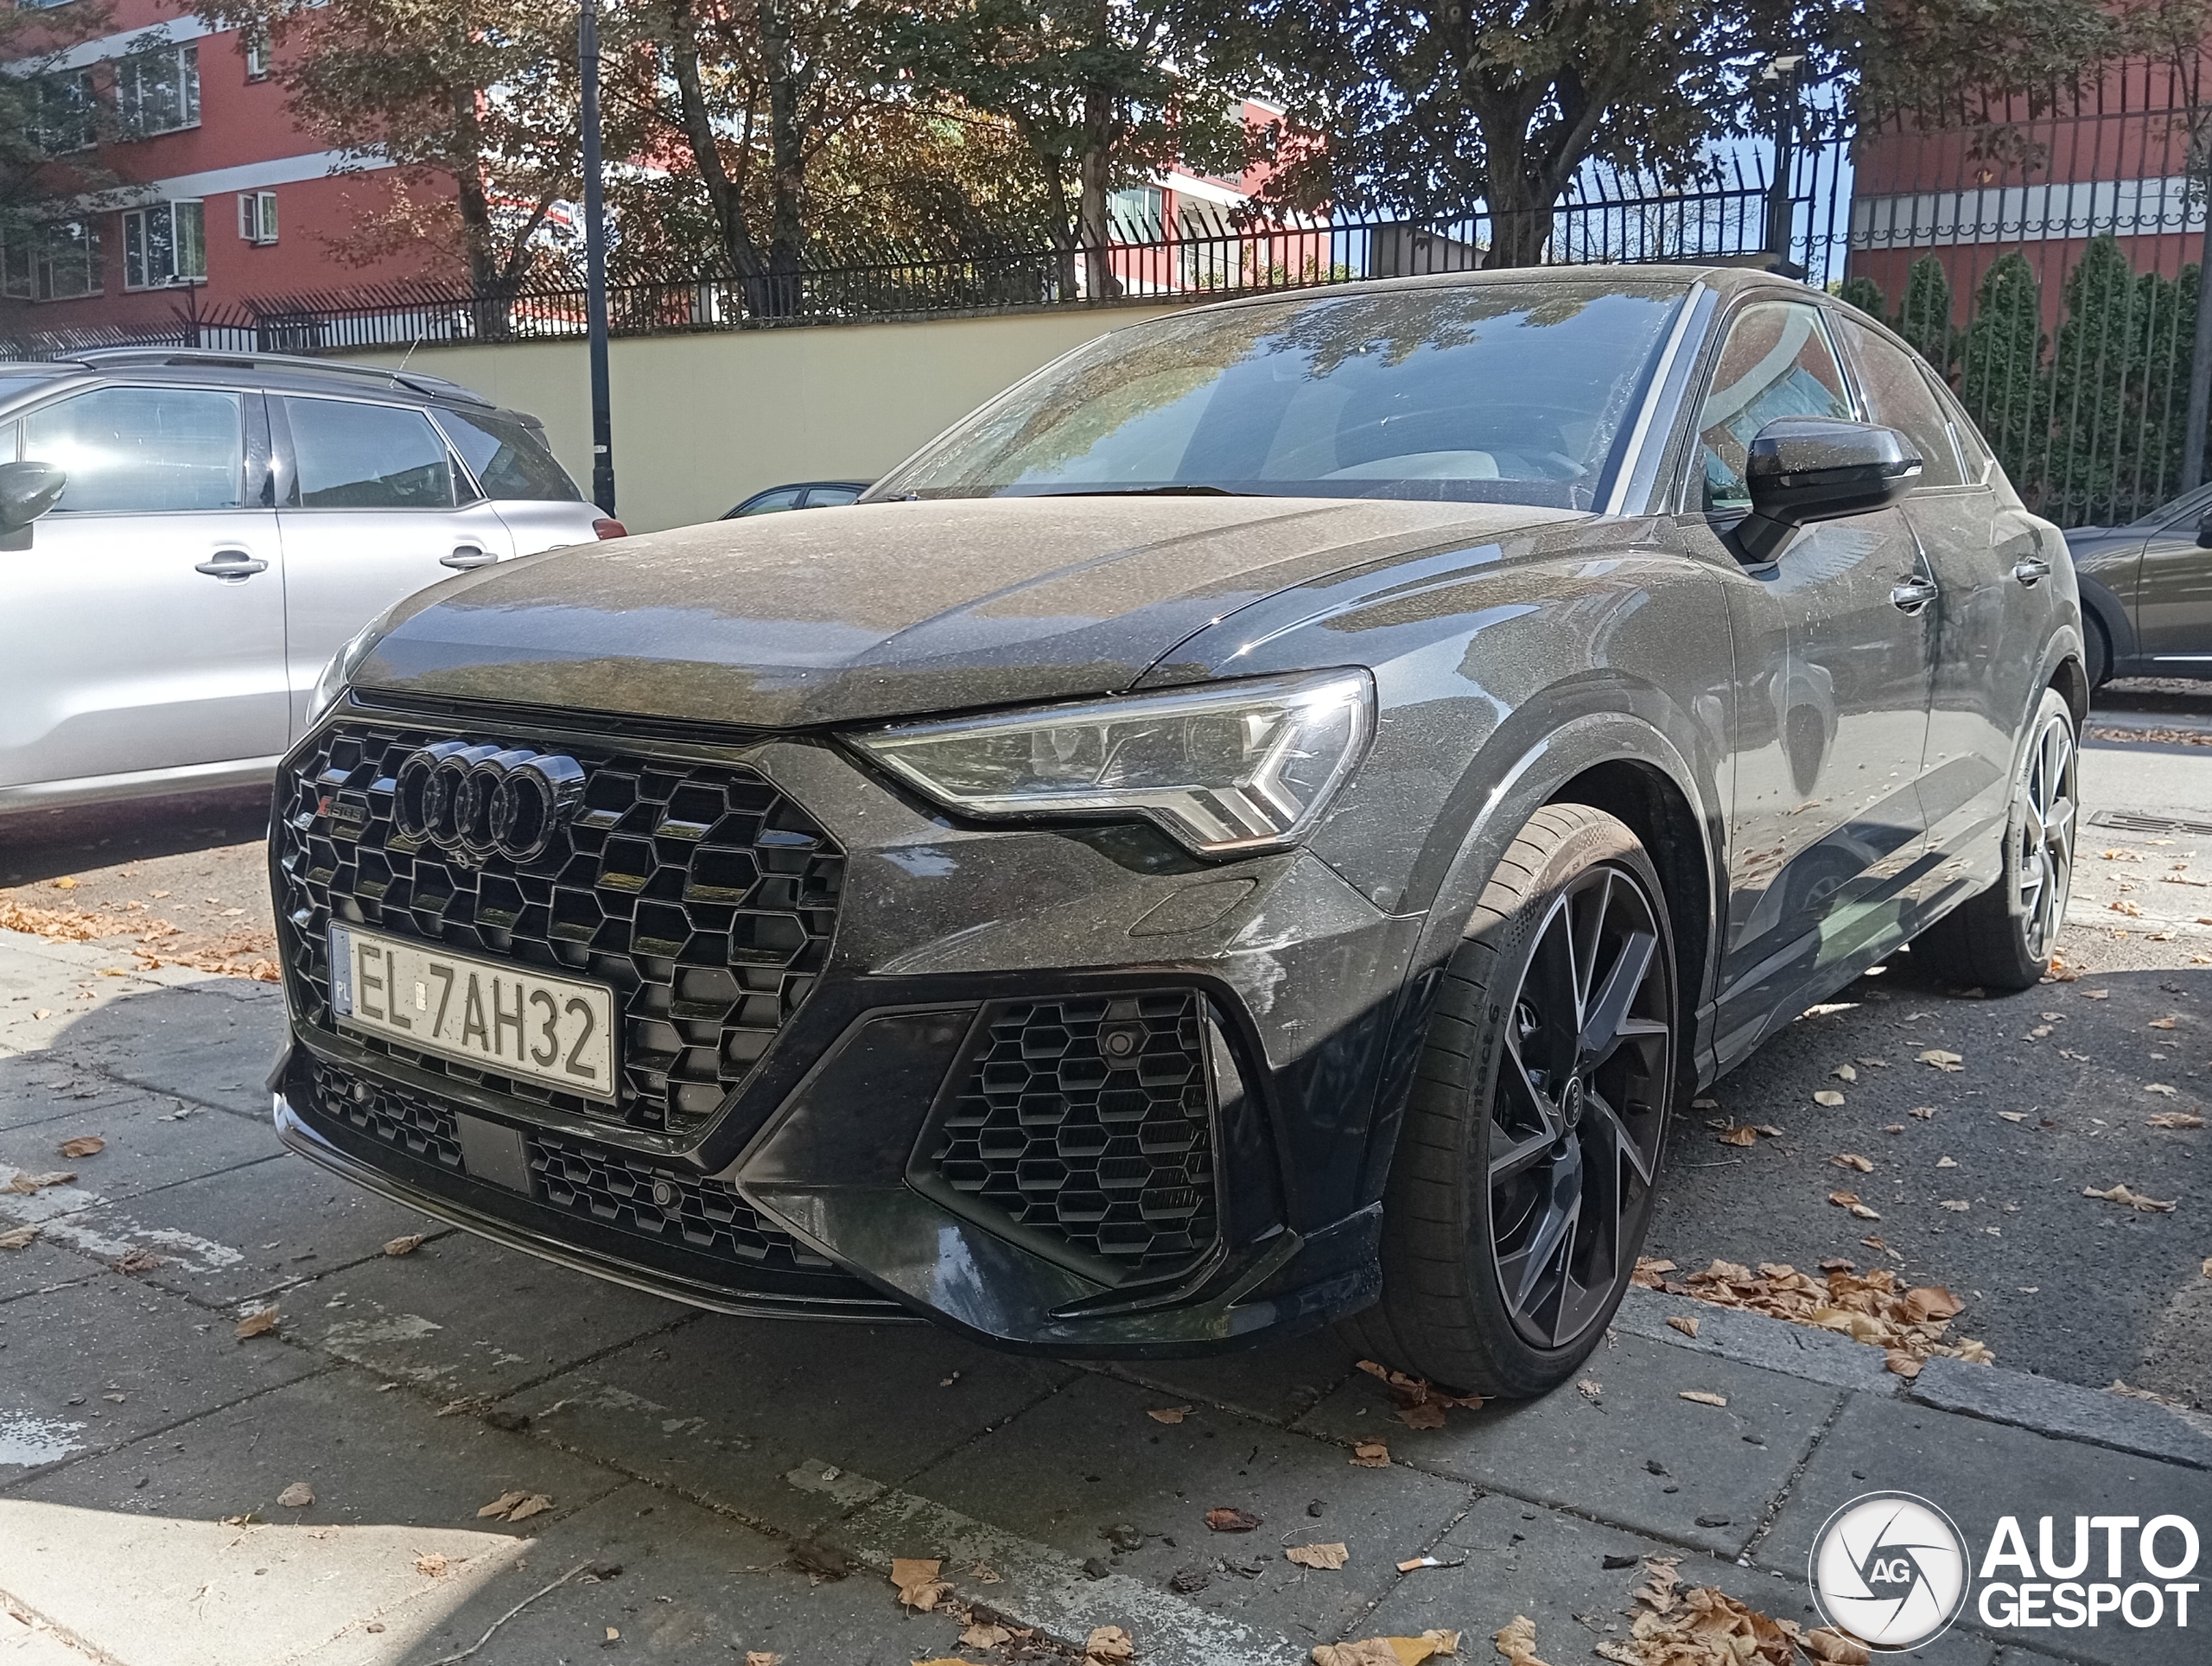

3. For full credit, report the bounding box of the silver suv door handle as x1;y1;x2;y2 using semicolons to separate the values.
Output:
441;545;497;569
1890;576;1939;614
2013;555;2052;586
194;549;269;581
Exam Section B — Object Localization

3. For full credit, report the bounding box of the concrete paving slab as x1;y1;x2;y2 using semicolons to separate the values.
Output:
1908;1354;2212;1471
1295;1333;1842;1558
0;1240;96;1307
898;1369;1473;1650
1101;1329;1363;1427
1351;1491;1999;1666
412;1480;985;1666
512;1313;1075;1540
43;982;285;1115
0;1090;276;1210
292;1232;688;1403
0;1276;321;1483
0;1600;88;1666
0;1370;628;1666
120;1154;439;1311
1614;1286;1899;1395
0;1054;149;1135
1761;1393;2212;1666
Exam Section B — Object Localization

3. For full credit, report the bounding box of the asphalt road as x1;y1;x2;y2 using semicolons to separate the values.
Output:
1;686;2206;1410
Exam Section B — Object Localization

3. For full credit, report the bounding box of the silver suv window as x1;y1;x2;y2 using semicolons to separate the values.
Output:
284;397;455;510
435;408;581;502
25;385;245;512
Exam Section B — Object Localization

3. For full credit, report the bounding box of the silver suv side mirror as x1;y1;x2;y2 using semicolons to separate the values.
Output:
0;461;66;549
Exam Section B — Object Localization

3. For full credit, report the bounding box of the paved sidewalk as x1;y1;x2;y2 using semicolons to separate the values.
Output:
2;925;2209;1666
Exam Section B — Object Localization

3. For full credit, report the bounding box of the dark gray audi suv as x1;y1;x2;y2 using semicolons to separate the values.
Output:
269;266;2083;1396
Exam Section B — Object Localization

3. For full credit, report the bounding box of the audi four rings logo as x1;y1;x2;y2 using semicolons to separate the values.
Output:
393;742;586;862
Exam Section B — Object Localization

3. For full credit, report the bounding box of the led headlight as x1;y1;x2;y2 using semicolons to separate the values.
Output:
849;670;1374;855
306;619;385;727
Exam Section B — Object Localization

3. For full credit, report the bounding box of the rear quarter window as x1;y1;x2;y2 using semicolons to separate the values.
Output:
436;409;582;502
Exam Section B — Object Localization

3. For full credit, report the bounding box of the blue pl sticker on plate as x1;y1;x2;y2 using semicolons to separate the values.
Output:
327;925;354;1017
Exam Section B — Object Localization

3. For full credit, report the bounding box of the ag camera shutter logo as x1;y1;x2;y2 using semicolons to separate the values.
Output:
1809;1492;1970;1651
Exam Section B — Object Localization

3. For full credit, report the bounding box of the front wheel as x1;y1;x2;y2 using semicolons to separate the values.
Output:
1910;689;2078;992
1342;804;1676;1397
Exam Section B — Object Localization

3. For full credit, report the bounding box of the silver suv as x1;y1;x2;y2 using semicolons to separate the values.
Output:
0;348;616;814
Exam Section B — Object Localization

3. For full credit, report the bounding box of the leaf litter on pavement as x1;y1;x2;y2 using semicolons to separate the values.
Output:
1311;1626;1459;1665
1636;1257;1989;1376
1355;1358;1484;1428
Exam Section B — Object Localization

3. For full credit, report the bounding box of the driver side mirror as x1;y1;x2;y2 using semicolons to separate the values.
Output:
1737;417;1921;563
0;460;66;550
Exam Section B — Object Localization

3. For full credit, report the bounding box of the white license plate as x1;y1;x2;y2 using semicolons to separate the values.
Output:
328;925;619;1103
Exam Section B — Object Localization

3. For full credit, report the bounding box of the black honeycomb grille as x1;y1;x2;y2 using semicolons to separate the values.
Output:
302;1059;826;1275
276;721;843;1137
922;992;1219;1281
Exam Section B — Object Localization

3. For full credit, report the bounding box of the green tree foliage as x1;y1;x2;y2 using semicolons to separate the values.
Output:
1955;252;2043;491
2046;237;2175;523
1892;255;1958;377
1835;276;1885;321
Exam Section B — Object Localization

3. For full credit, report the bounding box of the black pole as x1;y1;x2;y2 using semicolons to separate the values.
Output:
1766;60;1799;267
2183;152;2212;493
580;0;616;516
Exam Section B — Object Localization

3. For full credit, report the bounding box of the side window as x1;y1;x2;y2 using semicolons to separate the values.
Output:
1841;321;1965;488
23;385;245;512
283;397;456;509
732;487;803;517
435;409;582;502
1694;302;1853;512
804;484;862;506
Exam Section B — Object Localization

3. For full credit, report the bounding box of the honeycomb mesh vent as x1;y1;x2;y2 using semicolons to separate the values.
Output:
925;992;1218;1280
276;722;843;1137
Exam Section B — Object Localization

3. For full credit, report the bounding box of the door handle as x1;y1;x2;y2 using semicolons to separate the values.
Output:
2012;555;2052;587
194;549;269;581
1890;576;1939;614
441;545;497;569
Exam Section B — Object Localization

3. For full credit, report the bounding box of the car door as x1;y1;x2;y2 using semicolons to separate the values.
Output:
1838;317;2041;881
2130;491;2212;668
1675;299;1938;1056
274;393;516;728
0;381;288;792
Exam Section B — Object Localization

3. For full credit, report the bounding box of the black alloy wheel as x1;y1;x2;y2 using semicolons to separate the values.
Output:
1490;863;1673;1349
1343;804;1679;1397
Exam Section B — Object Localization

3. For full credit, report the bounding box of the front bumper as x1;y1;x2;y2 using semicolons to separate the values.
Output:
270;700;1413;1356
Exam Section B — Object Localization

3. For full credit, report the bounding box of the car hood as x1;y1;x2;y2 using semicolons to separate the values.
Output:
355;495;1584;728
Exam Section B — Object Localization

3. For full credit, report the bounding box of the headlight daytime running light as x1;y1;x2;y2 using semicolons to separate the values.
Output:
848;670;1375;855
306;619;385;727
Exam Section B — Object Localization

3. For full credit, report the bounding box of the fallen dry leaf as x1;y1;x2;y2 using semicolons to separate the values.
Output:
1999;1110;2029;1122
1885;1350;1923;1379
57;1136;104;1159
1632;1555;1681;1614
2084;1183;2177;1213
1716;1122;1758;1147
2202;1256;2211;1280
2083;989;2110;1000
1830;1153;1874;1173
1919;1049;1965;1071
744;1655;780;1666
1085;1625;1135;1663
1205;1506;1262;1533
110;1247;164;1275
0;1225;37;1250
1616;1586;1799;1666
1903;1286;1965;1321
891;1557;952;1612
2150;1016;2180;1030
1313;1631;1461;1666
2145;1083;2180;1097
1827;1190;1880;1219
1832;1063;1857;1082
960;1619;1014;1648
1287;1542;1351;1570
1665;1314;1700;1338
2150;1112;2205;1129
474;1491;551;1523
1910;1106;1937;1120
276;1482;314;1509
1355;1358;1483;1417
1936;1156;1958;1168
1350;1440;1391;1468
383;1234;427;1256
1395;1401;1446;1430
1802;1628;1872;1665
2110;899;2145;917
1645;1258;1990;1373
415;1551;449;1577
1631;1258;1677;1286
1146;1405;1192;1424
504;1494;551;1522
1575;1378;1602;1402
1813;1090;1846;1107
234;1307;278;1339
1493;1614;1549;1666
1678;1390;1728;1407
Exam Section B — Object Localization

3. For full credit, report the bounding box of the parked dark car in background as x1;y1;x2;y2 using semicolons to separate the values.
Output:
2065;481;2212;687
0;348;617;816
722;480;871;518
272;267;2082;1398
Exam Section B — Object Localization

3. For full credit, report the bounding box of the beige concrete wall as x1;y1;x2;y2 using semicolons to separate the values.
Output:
336;303;1185;535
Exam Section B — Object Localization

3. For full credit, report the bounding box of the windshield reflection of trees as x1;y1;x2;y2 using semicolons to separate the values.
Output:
902;285;1681;509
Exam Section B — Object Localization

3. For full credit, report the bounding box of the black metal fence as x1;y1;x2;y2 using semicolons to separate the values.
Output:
1841;66;2212;528
0;146;1847;362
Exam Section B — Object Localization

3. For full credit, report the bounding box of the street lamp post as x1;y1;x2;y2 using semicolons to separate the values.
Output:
1762;53;1807;275
579;0;616;517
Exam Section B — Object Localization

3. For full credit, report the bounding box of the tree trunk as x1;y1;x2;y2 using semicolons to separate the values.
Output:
761;0;807;315
665;0;772;314
449;85;512;339
1480;170;1554;269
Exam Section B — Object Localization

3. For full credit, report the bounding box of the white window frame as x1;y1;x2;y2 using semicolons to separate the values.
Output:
122;200;206;291
116;42;201;139
243;29;270;81
238;189;278;245
30;221;101;302
33;69;98;156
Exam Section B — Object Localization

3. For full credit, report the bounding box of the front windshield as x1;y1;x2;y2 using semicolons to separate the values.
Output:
876;281;1687;512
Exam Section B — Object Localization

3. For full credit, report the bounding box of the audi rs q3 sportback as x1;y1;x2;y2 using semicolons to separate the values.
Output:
269;268;2083;1396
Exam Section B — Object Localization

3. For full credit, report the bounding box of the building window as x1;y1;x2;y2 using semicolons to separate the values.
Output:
243;29;270;80
122;200;205;290
1110;185;1166;236
10;221;103;301
32;70;97;155
238;190;278;245
117;43;201;138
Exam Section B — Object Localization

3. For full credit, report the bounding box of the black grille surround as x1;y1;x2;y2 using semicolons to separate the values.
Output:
297;1056;865;1296
276;717;844;1139
913;992;1221;1283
